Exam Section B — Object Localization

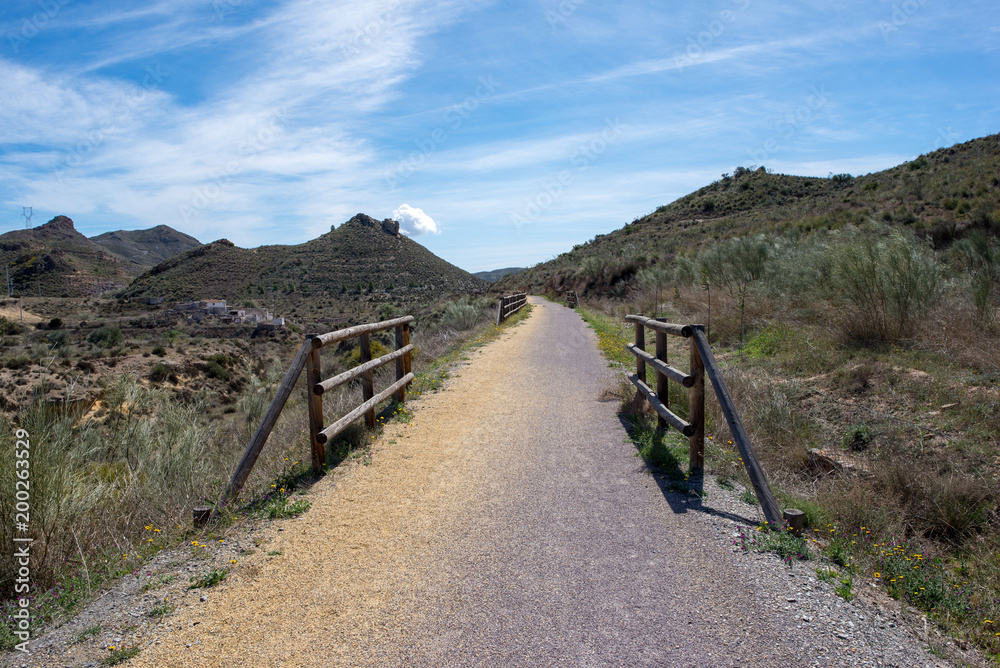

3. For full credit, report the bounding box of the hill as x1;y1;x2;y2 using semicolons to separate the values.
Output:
0;216;137;297
503;133;1000;296
0;216;203;298
123;213;488;310
91;225;202;266
474;267;525;282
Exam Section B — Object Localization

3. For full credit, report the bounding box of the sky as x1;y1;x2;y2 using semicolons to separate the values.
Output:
1;1;998;273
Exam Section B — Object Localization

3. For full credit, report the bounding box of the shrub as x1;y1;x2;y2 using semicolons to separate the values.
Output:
46;331;69;349
151;346;166;356
0;317;19;336
829;228;942;342
149;364;169;382
440;299;484;331
204;361;230;381
3;355;31;370
87;326;124;349
47;317;62;329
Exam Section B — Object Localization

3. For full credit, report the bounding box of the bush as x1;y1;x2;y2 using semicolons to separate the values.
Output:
47;317;62;329
151;346;166;356
149;364;169;382
46;331;69;349
3;355;31;370
440;299;485;331
87;326;125;349
204;361;230;381
829;228;942;342
0;317;19;336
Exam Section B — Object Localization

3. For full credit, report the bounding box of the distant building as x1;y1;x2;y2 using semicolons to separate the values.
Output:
171;299;282;327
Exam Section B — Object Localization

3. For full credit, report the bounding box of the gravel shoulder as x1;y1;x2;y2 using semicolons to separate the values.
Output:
5;297;984;667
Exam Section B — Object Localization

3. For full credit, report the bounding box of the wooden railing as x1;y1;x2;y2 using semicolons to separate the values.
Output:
496;292;527;325
566;291;579;308
214;316;414;516
625;316;782;526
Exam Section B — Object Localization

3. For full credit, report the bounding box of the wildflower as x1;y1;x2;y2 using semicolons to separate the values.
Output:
874;572;880;578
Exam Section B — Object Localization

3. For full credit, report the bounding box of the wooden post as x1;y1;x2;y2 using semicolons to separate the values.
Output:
394;324;406;404
306;344;325;472
496;297;503;325
214;338;313;517
402;322;412;380
783;508;805;537
192;506;212;528
690;327;782;527
689;326;705;472
634;322;646;385
655;329;668;432
359;333;375;429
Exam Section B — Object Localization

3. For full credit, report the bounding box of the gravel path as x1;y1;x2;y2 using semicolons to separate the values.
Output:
99;297;972;667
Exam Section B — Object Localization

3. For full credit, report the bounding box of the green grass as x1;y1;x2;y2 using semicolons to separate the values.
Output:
76;624;102;643
188;568;227;589
102;645;141;665
147;601;174;618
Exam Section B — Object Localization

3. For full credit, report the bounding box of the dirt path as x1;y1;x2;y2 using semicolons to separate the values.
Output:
123;298;816;667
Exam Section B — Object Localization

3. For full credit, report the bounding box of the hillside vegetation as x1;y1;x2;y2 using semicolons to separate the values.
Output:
90;225;201;266
1;216;201;298
504;133;1000;298
123;213;487;320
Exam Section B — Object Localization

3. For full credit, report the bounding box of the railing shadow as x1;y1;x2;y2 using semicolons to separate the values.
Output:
618;415;759;527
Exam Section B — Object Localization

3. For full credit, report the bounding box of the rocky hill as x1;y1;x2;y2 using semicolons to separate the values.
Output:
0;216;203;298
0;216;135;297
501;133;1000;296
91;225;201;266
474;267;525;282
123;213;487;307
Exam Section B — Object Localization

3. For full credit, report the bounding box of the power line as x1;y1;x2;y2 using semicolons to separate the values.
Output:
21;207;33;228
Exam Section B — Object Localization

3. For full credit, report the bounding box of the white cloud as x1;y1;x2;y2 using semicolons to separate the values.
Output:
392;204;439;236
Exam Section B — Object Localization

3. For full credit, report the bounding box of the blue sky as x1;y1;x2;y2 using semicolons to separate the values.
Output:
1;1;998;272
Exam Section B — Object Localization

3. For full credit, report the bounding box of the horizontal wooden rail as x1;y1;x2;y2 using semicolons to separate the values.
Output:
628;374;695;436
626;344;694;387
312;315;414;349
313;344;415;395
317;372;414;444
624;315;690;338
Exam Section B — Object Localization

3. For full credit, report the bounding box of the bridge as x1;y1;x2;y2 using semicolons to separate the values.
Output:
128;297;932;667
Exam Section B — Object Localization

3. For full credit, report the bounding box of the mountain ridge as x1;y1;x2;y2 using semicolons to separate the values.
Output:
501;132;1000;296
